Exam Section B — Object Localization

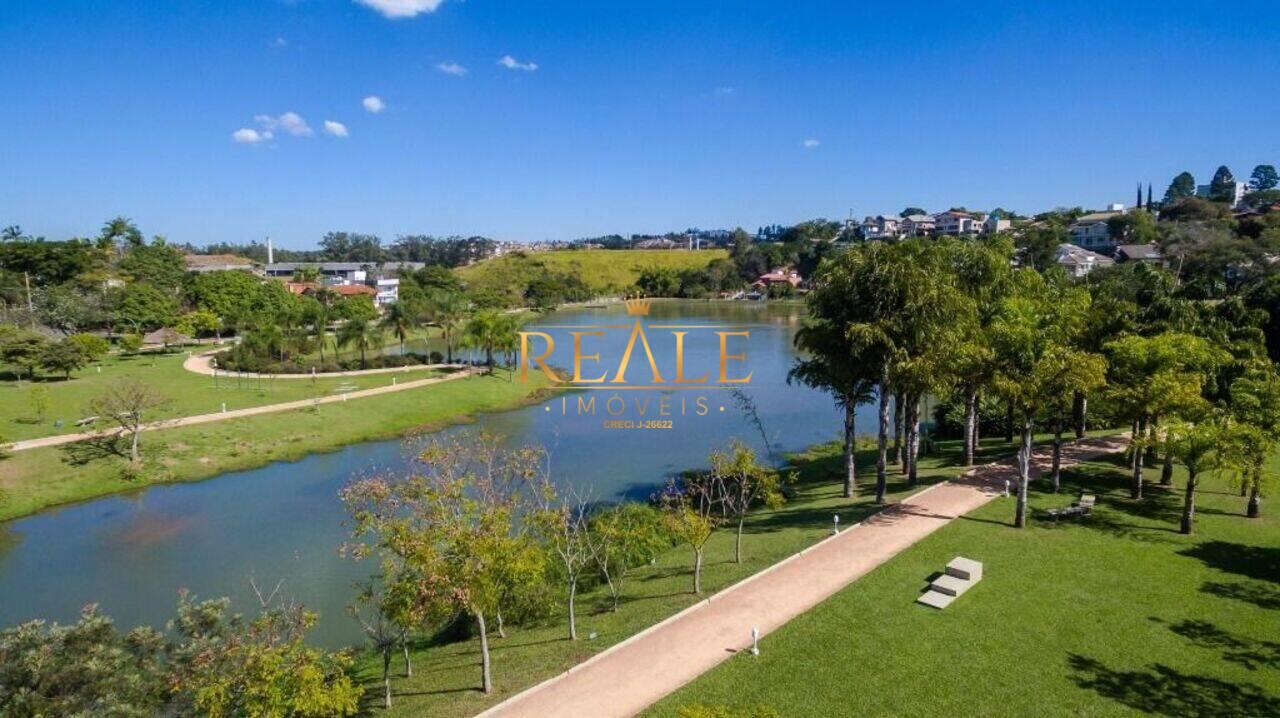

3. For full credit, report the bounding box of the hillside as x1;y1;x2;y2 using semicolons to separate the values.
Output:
455;248;728;297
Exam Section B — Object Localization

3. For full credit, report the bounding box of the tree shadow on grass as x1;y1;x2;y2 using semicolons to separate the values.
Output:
1154;618;1280;672
1067;653;1280;717
1201;581;1280;611
59;432;128;466
1179;541;1280;584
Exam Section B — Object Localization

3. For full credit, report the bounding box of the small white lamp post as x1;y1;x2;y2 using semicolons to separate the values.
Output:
832;514;840;534
750;627;759;657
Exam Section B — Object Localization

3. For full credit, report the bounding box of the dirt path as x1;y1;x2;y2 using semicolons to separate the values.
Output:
7;368;481;453
477;435;1130;718
182;351;466;379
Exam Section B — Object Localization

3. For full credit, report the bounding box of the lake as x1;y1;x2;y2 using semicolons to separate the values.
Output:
0;301;878;647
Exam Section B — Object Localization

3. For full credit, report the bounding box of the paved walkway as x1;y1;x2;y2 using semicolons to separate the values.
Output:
182;350;466;379
477;435;1130;718
7;368;480;453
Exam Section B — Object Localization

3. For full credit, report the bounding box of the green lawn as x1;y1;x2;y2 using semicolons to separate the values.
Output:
456;248;728;297
0;371;551;521
645;454;1280;717
347;434;1092;718
0;349;445;442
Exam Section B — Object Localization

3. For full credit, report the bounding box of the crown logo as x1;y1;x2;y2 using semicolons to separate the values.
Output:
623;296;652;316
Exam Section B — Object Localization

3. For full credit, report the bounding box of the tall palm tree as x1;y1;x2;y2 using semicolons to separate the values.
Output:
379;301;416;356
789;320;875;498
338;318;383;369
309;304;330;363
424;291;469;364
462;310;518;374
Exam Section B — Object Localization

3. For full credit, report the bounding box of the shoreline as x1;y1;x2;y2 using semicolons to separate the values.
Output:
0;371;554;523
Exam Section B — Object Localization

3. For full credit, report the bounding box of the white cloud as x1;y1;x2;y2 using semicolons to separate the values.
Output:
803;138;821;149
232;128;268;144
255;111;313;136
355;0;445;19
436;62;468;76
270;36;288;48
323;120;349;137
362;96;386;113
714;86;736;97
498;54;538;72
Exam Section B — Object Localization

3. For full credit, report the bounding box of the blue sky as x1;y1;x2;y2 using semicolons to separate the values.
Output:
2;0;1277;248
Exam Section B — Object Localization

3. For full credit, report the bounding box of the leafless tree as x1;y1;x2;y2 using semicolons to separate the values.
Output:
89;378;168;464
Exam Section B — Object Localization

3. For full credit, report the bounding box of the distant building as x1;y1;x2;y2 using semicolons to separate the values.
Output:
983;214;1011;234
860;215;901;240
932;211;983;236
1115;243;1164;265
184;254;254;273
1056;244;1114;277
754;268;803;289
1196;182;1249;207
267;261;423;307
1068;210;1125;254
901;214;936;237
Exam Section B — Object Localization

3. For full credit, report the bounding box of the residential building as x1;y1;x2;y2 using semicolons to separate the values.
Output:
983;214;1011;234
754;268;803;289
1056;244;1114;277
1115;243;1164;265
860;215;901;240
900;214;936;237
932;211;983;236
1068;210;1125;254
1196;182;1249;207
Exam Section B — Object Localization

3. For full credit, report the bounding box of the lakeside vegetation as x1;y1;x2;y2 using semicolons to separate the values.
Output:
0;371;551;522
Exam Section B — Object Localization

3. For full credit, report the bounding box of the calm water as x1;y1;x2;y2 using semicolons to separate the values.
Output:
0;302;876;647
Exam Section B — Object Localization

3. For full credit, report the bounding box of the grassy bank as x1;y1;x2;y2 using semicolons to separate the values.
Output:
456;249;728;296
0;371;552;521
348;434;1096;718
0;350;445;443
646;454;1280;717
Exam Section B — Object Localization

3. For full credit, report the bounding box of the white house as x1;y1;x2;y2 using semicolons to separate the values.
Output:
1068;210;1125;254
933;211;983;236
1056;244;1114;277
860;215;901;240
1196;182;1249;207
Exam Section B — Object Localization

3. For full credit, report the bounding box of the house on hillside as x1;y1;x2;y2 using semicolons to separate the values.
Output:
1115;243;1164;266
932;211;983;236
1068;210;1126;254
860;215;901;240
1056;244;1114;277
1196;182;1249;207
901;214;936;237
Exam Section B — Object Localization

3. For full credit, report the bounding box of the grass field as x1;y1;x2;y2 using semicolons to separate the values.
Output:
0;349;447;443
456;248;728;297
646;454;1280;717
0;370;551;521
346;434;1142;718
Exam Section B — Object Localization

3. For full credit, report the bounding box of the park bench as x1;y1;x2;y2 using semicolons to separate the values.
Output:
1047;494;1096;522
917;556;984;609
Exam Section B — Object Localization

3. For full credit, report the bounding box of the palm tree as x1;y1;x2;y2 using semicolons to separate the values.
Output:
789;320;875;498
338;318;383;369
1165;418;1223;534
309;304;330;363
379;301;416;356
462;311;519;374
424;291;469;364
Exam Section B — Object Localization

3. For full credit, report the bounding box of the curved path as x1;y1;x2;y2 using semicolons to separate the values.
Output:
182;350;465;379
8;367;481;453
477;434;1130;718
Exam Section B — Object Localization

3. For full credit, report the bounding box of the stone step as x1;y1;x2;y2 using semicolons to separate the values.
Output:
945;556;983;582
930;573;975;597
916;590;956;610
